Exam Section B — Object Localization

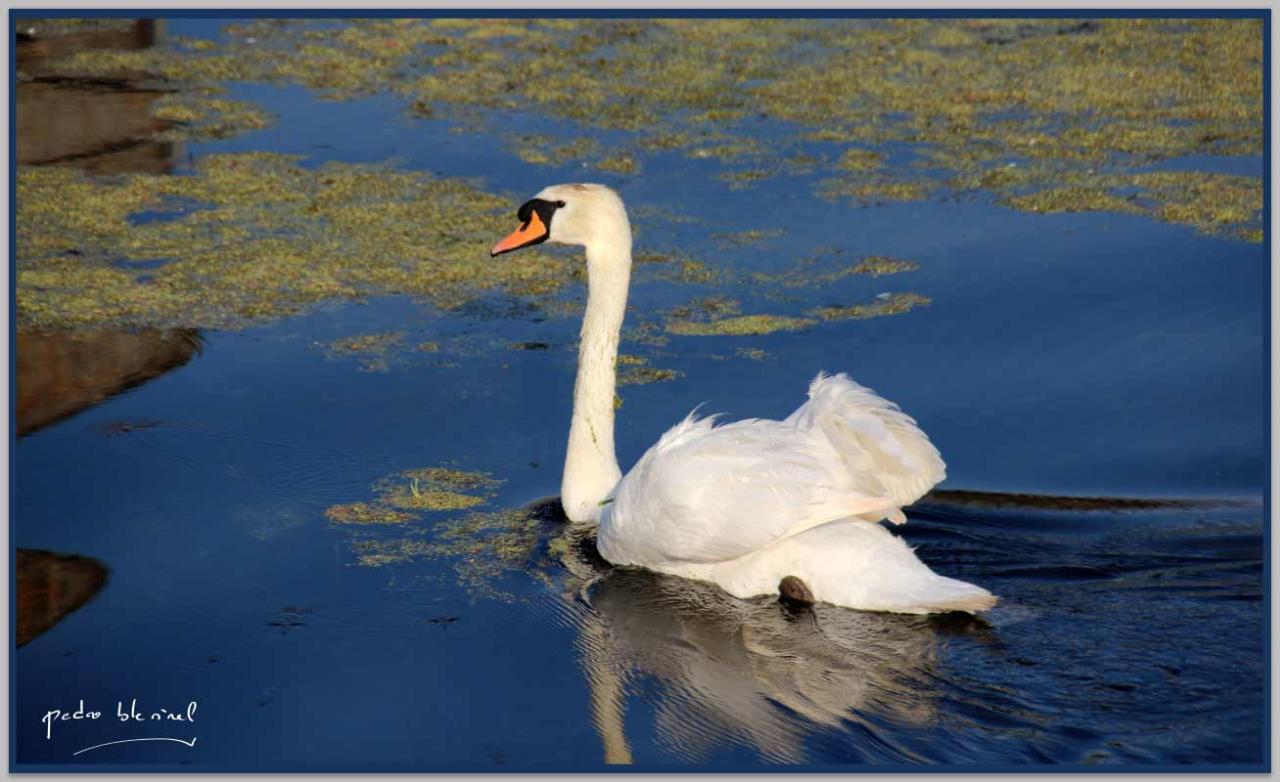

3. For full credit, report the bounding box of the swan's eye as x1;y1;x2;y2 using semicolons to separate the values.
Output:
555;200;567;208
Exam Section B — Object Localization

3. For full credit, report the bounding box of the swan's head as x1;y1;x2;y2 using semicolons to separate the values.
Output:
491;183;630;257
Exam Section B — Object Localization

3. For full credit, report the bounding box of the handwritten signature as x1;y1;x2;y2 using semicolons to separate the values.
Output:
42;699;198;756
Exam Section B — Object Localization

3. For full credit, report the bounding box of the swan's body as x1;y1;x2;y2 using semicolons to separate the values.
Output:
492;183;995;614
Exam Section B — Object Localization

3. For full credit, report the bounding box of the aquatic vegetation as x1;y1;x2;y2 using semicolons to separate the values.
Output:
39;18;1262;239
636;253;729;286
327;333;404;353
818;175;938;205
510;135;598;167
711;228;786;249
372;467;502;511
152;93;274;140
324;465;500;526
1129;171;1263;239
618;366;683;386
384;489;487;512
751;250;923;290
810;292;932;321
325;502;416;525
995;169;1262;238
317;331;406;372
665;290;930;335
850;256;921;277
595;153;639;175
834;148;886;173
667;314;816;337
349;505;558;601
1003;186;1142;216
326;466;540;592
17;152;573;329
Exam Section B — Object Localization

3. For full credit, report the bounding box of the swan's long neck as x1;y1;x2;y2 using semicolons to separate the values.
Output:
561;228;632;523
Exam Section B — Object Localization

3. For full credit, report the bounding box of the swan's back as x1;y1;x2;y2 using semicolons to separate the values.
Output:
601;373;945;566
595;372;991;613
786;372;946;514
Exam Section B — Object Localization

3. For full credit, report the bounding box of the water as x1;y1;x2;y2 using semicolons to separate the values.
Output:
13;17;1266;771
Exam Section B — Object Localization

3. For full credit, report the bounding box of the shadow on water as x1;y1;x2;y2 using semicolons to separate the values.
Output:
17;329;202;436
16;550;109;648
17;20;177;175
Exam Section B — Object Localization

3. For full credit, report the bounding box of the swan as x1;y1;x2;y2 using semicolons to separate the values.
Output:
491;183;996;614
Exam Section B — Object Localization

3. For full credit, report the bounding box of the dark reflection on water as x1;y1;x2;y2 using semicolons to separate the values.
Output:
580;556;951;763
16;550;109;647
533;495;1262;766
17;329;202;436
17;19;176;174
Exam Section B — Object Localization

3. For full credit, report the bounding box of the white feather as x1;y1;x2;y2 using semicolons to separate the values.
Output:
515;183;995;614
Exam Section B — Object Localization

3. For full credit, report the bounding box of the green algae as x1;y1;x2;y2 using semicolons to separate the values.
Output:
994;170;1262;239
850;256;921;277
152;93;274;140
596;153;639;175
636;252;729;286
40;18;1261;238
667;314;815;337
396;467;504;493
835;148;886;173
385;490;487;512
810;292;932;321
618;366;683;386
324;465;501;527
511;135;598;167
819;175;937;205
325;502;416;525
1003;186;1141;216
325;332;406;354
712;228;786;249
317;331;406;372
17;152;573;330
749;249;921;289
349;505;555;601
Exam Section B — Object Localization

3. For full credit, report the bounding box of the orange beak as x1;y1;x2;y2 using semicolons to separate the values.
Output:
490;210;548;257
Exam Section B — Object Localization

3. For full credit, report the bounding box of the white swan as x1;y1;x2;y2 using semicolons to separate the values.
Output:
491;183;996;614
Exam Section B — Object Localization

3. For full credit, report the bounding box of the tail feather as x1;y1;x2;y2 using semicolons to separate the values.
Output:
710;519;998;615
894;575;998;614
788;372;946;509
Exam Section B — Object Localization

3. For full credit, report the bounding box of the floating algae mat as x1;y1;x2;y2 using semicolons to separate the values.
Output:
326;466;572;601
325;466;504;523
16;150;936;336
16;153;575;330
43;17;1263;239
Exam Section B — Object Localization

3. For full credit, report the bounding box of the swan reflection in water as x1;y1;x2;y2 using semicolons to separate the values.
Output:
545;512;982;764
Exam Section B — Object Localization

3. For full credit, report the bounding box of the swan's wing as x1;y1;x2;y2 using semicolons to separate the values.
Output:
603;413;896;566
785;372;945;513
